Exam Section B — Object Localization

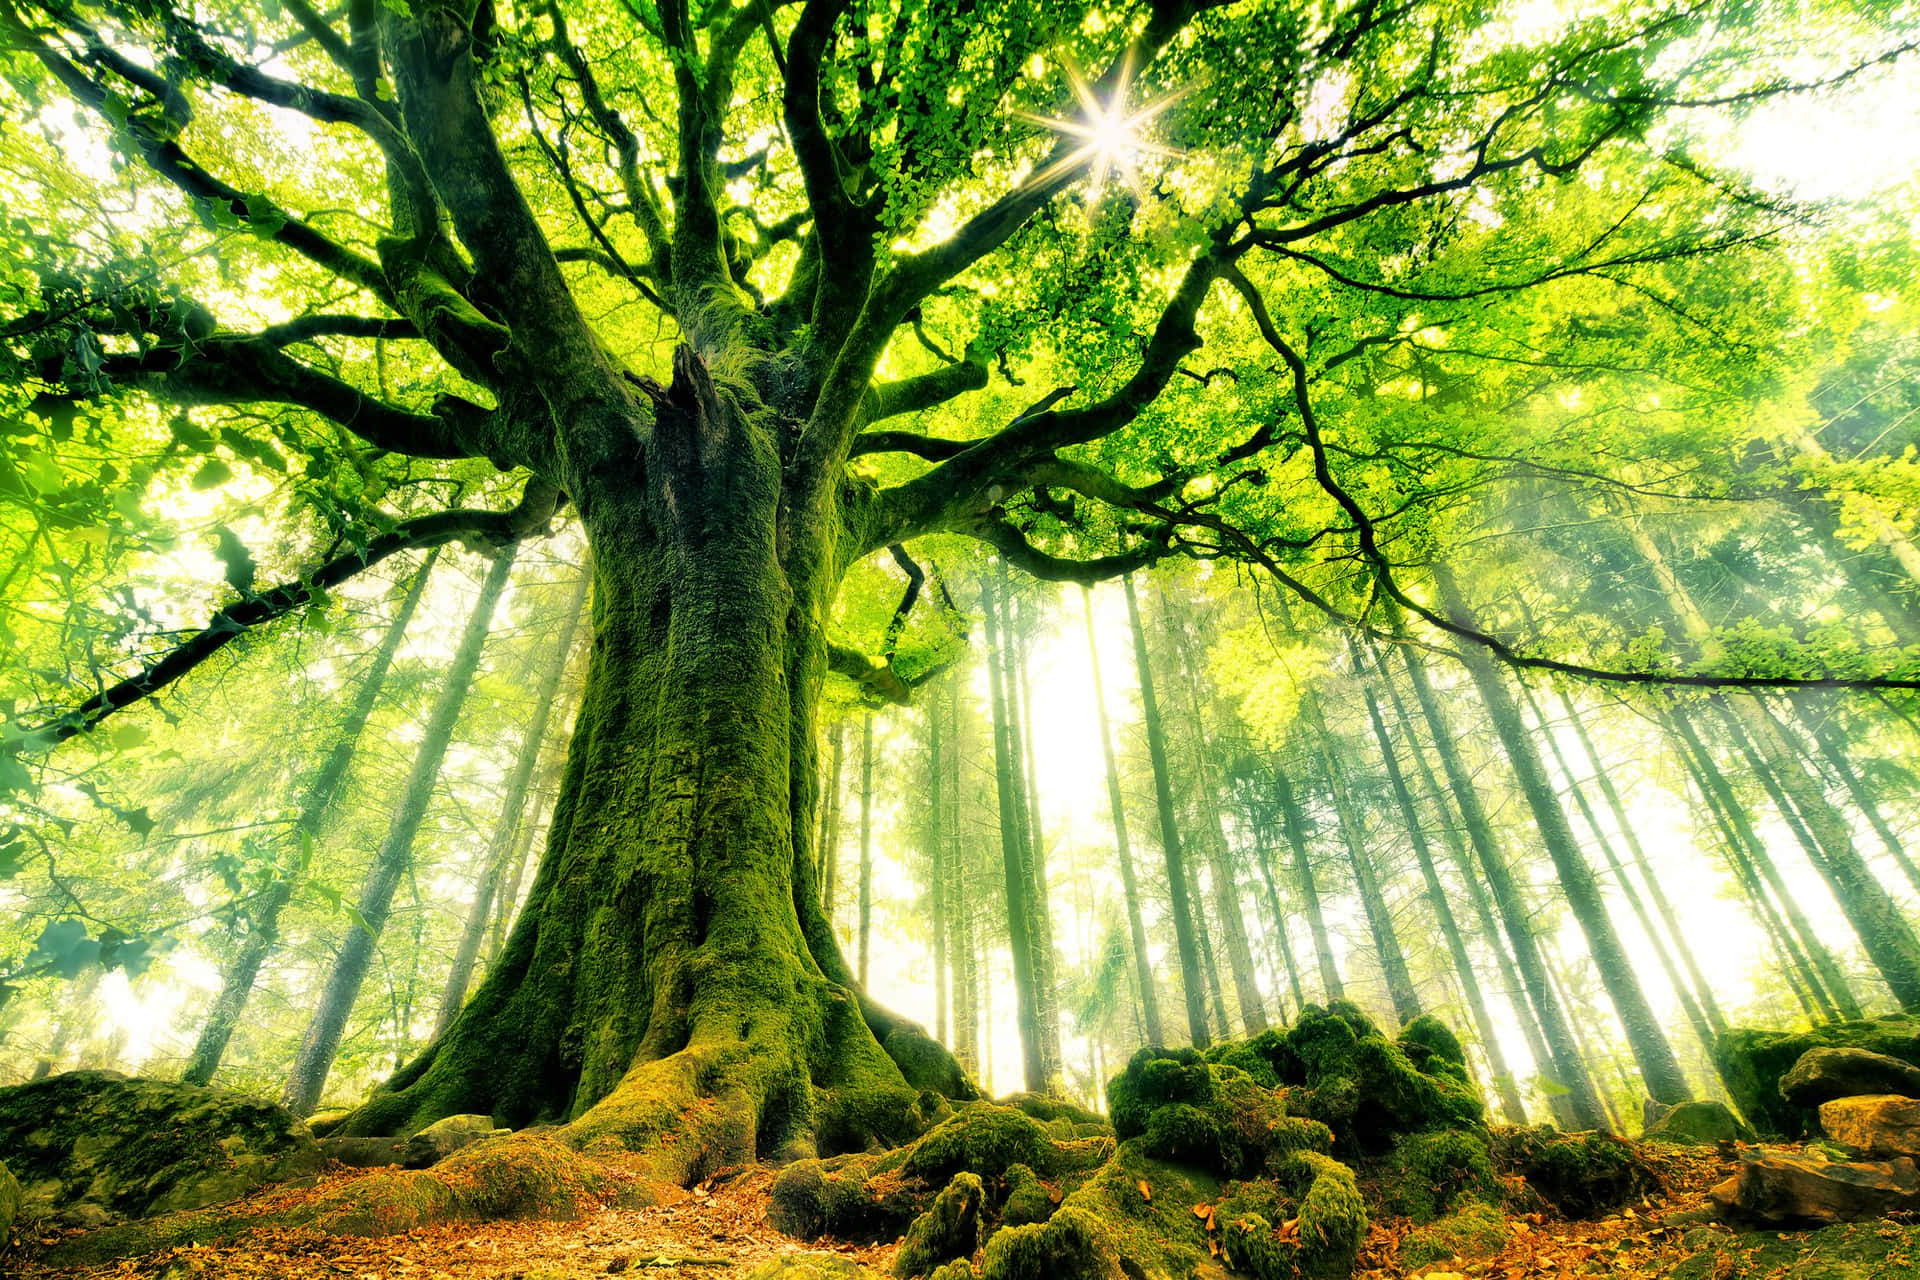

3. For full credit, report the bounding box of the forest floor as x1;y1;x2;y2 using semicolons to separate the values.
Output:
9;1142;1917;1280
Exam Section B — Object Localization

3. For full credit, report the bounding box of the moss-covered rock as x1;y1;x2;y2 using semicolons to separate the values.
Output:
1642;1100;1758;1147
1397;1199;1509;1269
1001;1164;1054;1227
1217;1151;1368;1280
1383;1129;1501;1222
1715;1016;1920;1138
0;1070;322;1222
1491;1126;1659;1218
770;1153;923;1241
1106;1048;1216;1141
1398;1016;1469;1080
980;1205;1111;1280
1002;1095;1108;1132
745;1255;888;1280
896;1172;984;1278
905;1106;1058;1183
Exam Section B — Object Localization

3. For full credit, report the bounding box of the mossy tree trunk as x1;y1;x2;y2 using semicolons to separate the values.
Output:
286;545;517;1116
182;549;438;1087
1083;586;1165;1047
338;346;968;1171
1125;572;1211;1048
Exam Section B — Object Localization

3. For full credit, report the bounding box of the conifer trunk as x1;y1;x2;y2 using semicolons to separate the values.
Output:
1397;645;1609;1130
1302;692;1421;1026
1124;572;1210;1047
435;571;589;1036
1517;682;1717;1069
1670;711;1859;1020
928;678;948;1045
1435;567;1692;1106
1009;581;1063;1080
1170;605;1268;1033
859;711;875;986
1360;660;1526;1124
285;545;516;1116
1271;767;1344;1001
1083;586;1164;1046
985;566;1048;1091
1556;689;1727;1035
182;549;438;1087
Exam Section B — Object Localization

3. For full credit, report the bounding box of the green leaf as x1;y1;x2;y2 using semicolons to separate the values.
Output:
191;458;234;490
0;839;26;879
18;449;63;494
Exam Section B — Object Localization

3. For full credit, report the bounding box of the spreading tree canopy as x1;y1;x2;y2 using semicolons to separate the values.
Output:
0;0;1910;1171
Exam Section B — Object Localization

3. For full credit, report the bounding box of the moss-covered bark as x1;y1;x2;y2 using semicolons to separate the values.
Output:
336;346;967;1179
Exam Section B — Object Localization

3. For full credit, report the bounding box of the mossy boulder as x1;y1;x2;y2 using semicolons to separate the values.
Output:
1642;1100;1758;1147
770;1153;924;1241
1194;1008;1482;1154
1217;1152;1368;1280
401;1113;509;1168
979;1205;1110;1280
1397;1199;1509;1269
747;1256;888;1280
896;1172;984;1278
1382;1129;1501;1222
1715;1016;1920;1138
1491;1126;1659;1218
1668;1218;1920;1279
904;1106;1059;1183
1000;1164;1054;1226
1107;1049;1332;1179
0;1070;322;1222
1002;1094;1108;1132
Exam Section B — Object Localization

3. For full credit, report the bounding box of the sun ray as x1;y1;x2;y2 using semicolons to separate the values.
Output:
1020;49;1186;199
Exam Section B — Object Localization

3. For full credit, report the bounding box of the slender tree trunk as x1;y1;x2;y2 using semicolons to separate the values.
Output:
859;711;875;986
435;571;590;1036
1556;689;1728;1035
1717;701;1920;1009
1398;644;1609;1130
1188;855;1233;1034
1435;567;1692;1106
1622;516;1920;1010
1359;654;1526;1123
1124;572;1210;1047
1009;581;1062;1081
948;681;976;1073
1271;767;1344;1001
985;566;1047;1090
928;678;948;1045
1517;681;1717;1071
284;545;516;1115
1083;586;1164;1046
1168;600;1268;1032
182;549;439;1087
1544;957;1627;1134
1670;711;1859;1019
1251;818;1307;1018
820;721;845;913
486;773;551;969
1789;695;1920;896
1302;690;1422;1025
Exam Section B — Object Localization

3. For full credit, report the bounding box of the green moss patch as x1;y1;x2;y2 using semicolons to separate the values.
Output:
1715;1016;1920;1138
896;1172;984;1278
1490;1126;1659;1218
1397;1199;1510;1269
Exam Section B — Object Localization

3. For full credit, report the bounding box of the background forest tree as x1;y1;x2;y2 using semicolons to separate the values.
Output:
0;0;1915;1184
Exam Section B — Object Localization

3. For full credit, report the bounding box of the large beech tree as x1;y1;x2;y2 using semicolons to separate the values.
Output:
3;0;1908;1173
